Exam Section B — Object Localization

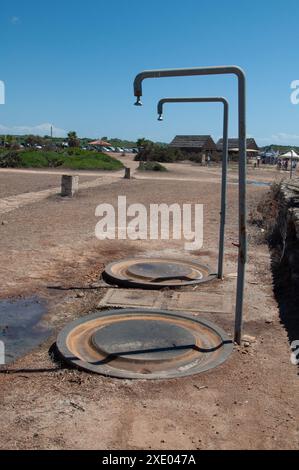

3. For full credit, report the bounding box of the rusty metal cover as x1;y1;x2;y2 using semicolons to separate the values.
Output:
56;308;233;379
103;257;216;289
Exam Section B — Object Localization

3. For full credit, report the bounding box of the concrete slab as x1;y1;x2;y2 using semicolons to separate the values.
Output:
98;288;233;314
169;291;232;314
98;288;163;309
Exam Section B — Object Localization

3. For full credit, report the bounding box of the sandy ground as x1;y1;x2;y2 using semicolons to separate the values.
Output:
0;158;298;450
0;171;99;199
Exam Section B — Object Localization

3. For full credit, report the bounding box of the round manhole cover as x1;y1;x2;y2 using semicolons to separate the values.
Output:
103;258;216;288
56;309;233;379
127;262;193;279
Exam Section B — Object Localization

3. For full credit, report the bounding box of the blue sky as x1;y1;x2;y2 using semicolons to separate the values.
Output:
1;0;299;145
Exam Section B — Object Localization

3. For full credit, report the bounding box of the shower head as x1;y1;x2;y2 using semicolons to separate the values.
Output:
134;96;142;106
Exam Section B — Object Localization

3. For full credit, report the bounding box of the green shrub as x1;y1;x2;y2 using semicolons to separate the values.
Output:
0;151;21;167
18;151;62;168
188;152;202;163
138;161;167;172
62;153;123;170
0;149;123;171
135;143;184;163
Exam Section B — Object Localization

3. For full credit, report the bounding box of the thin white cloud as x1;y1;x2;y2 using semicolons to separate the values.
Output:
0;123;67;137
10;16;20;25
257;133;299;146
273;132;299;142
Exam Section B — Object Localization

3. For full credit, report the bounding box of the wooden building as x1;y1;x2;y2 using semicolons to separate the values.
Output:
169;135;217;158
216;138;259;158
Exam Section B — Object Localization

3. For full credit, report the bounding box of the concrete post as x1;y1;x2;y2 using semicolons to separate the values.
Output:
61;175;79;197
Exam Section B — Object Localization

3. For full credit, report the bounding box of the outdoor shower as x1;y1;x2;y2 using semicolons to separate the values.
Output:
133;66;247;344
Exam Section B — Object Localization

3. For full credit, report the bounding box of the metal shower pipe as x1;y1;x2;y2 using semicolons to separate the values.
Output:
133;65;247;344
157;97;228;280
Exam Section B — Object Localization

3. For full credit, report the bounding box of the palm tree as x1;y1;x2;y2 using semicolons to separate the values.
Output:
67;131;80;148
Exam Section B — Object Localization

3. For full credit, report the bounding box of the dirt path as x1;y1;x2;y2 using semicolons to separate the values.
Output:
0;176;118;215
0;164;298;450
0;159;281;217
0;167;125;179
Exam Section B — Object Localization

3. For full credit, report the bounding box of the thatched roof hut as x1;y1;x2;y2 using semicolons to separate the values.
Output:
169;135;216;154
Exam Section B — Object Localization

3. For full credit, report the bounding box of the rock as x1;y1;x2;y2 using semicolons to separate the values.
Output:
194;384;208;390
1;220;8;225
226;272;238;278
70;401;85;412
76;292;84;298
242;335;256;344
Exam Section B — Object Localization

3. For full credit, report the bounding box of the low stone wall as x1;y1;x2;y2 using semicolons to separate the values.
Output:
274;179;299;283
270;179;299;343
281;180;299;238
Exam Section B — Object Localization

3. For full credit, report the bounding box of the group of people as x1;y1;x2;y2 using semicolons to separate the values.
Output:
276;158;297;171
251;156;297;172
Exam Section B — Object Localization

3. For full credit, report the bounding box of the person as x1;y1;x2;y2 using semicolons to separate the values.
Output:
207;155;211;167
257;155;261;168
